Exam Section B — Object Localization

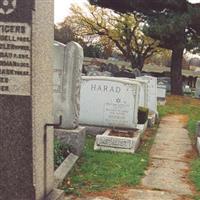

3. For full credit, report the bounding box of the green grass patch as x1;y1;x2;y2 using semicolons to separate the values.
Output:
191;159;200;191
158;97;200;141
54;138;71;169
63;125;157;195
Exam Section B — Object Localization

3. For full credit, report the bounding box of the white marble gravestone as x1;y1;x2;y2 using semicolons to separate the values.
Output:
195;78;200;98
53;41;83;129
80;76;140;129
157;83;167;99
132;79;148;108
122;78;148;108
137;76;157;113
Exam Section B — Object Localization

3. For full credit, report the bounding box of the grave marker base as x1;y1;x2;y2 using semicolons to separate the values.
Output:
94;122;148;154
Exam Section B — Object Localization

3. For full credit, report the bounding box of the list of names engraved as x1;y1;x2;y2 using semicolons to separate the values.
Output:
0;22;31;96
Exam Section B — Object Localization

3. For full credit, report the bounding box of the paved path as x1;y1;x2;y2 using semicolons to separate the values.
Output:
65;115;195;200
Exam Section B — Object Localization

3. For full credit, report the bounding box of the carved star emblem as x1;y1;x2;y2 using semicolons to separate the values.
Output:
116;98;121;103
0;0;15;15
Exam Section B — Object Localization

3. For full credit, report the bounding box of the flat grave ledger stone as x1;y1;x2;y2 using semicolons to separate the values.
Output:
80;76;140;129
137;76;157;113
53;41;84;129
94;128;142;154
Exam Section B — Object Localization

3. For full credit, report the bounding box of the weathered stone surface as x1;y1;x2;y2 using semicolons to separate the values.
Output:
157;84;166;99
54;153;78;188
133;79;148;108
65;197;113;200
137;76;157;113
87;71;103;76
94;129;141;154
123;78;148;108
85;126;107;136
123;189;179;200
148;112;156;127
46;189;65;200
142;115;193;196
0;1;54;200
96;135;135;149
53;41;84;129
54;126;86;156
142;159;192;195
80;76;140;129
195;78;200;98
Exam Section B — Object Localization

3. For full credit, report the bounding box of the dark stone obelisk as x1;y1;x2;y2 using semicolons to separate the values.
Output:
0;0;54;199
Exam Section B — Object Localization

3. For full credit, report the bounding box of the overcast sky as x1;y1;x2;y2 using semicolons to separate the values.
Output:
54;0;87;23
54;0;200;23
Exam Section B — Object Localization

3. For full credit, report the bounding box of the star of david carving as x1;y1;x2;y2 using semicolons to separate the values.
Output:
0;0;15;15
116;98;121;103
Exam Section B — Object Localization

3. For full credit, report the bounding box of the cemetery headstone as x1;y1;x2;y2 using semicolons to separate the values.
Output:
84;64;100;74
87;70;103;76
196;121;200;154
53;41;83;129
197;121;200;137
157;83;167;100
195;78;200;98
121;78;148;108
137;76;157;113
80;76;140;129
132;79;148;108
53;41;86;156
0;1;55;200
158;77;171;91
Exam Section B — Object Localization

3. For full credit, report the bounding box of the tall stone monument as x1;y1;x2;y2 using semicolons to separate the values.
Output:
53;41;86;156
0;0;56;200
53;41;83;129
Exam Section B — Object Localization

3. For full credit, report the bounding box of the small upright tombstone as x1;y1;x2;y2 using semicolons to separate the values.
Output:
137;76;157;113
195;78;200;98
157;82;167;104
121;78;148;108
196;121;200;154
132;79;148;108
0;1;56;200
53;41;86;156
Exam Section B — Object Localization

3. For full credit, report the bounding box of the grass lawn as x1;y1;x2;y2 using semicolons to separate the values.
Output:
61;95;200;197
62;126;157;196
158;95;200;198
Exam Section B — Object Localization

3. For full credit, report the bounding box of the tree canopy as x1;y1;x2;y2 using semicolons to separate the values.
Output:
65;3;161;70
89;0;200;95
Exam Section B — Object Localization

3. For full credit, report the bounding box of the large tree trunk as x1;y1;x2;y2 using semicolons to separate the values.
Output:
170;46;184;95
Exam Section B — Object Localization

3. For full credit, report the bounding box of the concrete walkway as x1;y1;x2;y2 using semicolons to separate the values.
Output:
65;115;195;200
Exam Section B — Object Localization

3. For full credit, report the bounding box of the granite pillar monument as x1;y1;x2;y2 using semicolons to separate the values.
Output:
0;0;55;199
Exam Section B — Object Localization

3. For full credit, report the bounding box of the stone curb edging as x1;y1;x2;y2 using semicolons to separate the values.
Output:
54;153;79;188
